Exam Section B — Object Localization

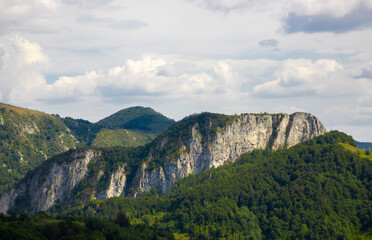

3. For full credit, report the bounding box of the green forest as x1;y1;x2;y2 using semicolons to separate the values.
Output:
0;211;174;240
0;105;77;194
48;131;371;240
0;104;175;195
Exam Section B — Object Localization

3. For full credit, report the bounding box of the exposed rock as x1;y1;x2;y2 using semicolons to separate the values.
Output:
130;112;326;195
0;150;99;214
97;165;127;199
20;121;40;134
0;111;326;213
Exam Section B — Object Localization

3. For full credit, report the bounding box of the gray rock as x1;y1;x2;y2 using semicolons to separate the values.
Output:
0;112;326;213
130;112;326;195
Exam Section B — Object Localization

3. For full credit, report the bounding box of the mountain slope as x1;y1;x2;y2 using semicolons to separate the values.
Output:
64;131;372;239
96;106;175;133
92;129;156;148
0;103;174;195
0;111;326;214
62;106;175;146
0;103;78;194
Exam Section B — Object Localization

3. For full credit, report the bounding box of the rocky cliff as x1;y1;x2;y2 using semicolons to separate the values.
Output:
0;112;326;214
129;112;326;195
0;150;100;213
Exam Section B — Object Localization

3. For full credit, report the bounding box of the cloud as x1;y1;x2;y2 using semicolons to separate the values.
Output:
62;0;114;9
258;39;279;47
283;1;372;33
77;14;147;31
253;59;358;98
0;35;48;100
193;0;256;13
0;36;245;106
0;0;61;34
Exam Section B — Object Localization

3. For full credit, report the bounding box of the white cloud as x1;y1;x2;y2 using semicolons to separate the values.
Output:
0;35;48;101
253;59;359;98
194;0;253;12
0;1;371;141
287;0;372;17
0;36;247;106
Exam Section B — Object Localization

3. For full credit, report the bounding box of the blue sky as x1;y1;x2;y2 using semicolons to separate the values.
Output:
0;0;372;141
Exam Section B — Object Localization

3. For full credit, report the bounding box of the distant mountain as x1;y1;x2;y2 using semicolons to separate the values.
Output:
356;141;372;150
0;103;78;194
0;112;327;214
95;106;176;133
62;106;175;146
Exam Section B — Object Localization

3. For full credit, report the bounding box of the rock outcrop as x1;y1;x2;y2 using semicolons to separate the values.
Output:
130;112;326;195
0;112;326;213
0;150;99;214
97;165;127;199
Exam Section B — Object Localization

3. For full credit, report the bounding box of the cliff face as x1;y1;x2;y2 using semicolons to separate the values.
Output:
130;112;326;195
0;112;326;214
0;150;99;214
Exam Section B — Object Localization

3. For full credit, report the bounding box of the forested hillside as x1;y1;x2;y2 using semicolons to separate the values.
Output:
0;212;173;240
0;103;174;195
62;106;175;147
60;131;371;240
0;103;78;194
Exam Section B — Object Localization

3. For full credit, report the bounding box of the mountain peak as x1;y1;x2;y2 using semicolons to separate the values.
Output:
96;106;175;133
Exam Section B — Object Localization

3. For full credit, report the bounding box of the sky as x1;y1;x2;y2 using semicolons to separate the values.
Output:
0;0;372;141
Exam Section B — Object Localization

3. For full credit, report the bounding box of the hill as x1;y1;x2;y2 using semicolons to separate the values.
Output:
0;103;175;195
96;106;176;133
0;111;326;214
62;106;175;146
63;131;372;239
0;103;78;194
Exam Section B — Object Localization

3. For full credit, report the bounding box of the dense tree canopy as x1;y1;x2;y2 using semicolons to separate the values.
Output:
57;131;371;239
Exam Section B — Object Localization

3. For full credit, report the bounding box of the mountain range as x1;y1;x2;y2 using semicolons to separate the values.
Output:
0;102;371;239
0;103;174;194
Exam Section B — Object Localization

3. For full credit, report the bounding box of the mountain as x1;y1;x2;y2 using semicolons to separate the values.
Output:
0;111;326;214
62;106;175;146
0;103;174;195
0;103;78;194
96;106;175;133
356;141;372;151
64;131;372;239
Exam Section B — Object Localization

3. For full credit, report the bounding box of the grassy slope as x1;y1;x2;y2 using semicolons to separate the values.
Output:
92;129;155;148
340;143;372;161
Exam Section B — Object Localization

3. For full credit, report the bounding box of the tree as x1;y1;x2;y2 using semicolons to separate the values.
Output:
114;212;131;228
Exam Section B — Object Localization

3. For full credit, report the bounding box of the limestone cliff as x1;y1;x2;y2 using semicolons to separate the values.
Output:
0;150;99;214
130;112;326;195
0;111;326;213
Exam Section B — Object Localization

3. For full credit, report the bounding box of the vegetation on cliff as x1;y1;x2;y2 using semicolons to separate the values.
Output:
57;131;371;239
0;103;175;195
0;103;78;194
